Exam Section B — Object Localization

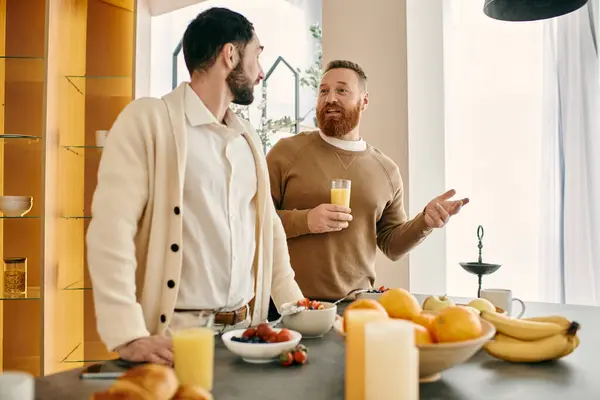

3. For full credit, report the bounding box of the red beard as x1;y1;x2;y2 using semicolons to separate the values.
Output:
316;101;361;138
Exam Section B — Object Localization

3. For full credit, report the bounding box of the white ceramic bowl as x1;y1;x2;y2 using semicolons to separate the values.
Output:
0;196;33;217
333;315;496;382
0;371;34;399
282;301;337;338
356;291;385;301
221;328;302;364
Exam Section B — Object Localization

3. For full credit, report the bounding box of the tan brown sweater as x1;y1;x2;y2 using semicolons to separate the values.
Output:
266;131;432;300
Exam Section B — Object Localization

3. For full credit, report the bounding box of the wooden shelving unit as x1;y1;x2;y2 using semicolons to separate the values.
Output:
0;0;136;376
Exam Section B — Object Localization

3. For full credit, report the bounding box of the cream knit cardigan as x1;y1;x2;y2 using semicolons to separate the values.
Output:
86;83;304;351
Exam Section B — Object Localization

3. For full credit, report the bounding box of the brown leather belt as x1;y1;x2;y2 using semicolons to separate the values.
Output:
174;304;248;326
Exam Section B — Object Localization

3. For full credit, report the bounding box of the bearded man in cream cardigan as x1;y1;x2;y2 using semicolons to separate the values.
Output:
86;7;304;366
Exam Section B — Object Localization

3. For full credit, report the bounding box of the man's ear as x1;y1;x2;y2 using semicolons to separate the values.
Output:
222;43;237;70
361;92;369;111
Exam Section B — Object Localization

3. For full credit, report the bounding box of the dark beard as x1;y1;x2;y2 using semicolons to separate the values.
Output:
317;101;362;138
227;61;255;106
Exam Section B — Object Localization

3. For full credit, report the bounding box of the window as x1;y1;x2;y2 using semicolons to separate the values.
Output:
149;0;322;152
443;0;545;301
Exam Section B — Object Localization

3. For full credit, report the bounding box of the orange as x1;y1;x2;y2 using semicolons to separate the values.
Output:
410;320;434;345
412;312;436;340
343;298;388;331
432;306;483;343
377;288;421;320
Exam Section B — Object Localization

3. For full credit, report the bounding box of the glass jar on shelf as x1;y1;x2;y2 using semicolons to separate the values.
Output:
4;257;27;296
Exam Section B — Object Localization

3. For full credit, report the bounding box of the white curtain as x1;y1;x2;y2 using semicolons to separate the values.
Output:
540;0;600;305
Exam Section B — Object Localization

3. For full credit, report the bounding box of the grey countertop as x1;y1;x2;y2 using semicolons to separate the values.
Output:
35;295;600;399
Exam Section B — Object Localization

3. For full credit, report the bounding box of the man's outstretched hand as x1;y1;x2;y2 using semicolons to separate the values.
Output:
423;189;469;229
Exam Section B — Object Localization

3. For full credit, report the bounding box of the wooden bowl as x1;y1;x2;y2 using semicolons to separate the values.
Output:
333;315;496;382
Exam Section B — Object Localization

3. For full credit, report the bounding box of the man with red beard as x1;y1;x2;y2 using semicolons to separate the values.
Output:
266;60;469;304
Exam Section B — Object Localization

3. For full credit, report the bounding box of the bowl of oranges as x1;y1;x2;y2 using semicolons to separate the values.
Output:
333;288;496;382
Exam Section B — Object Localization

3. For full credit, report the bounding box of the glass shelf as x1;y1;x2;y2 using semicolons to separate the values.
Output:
63;145;103;156
62;341;118;364
0;215;40;219
0;134;40;142
60;216;91;220
63;280;91;291
0;286;41;300
65;75;132;97
0;55;43;60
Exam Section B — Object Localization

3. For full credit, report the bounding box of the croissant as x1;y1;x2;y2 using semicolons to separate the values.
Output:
172;384;214;400
90;364;179;400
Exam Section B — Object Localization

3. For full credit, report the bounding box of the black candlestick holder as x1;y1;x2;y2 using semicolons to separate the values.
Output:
459;225;501;298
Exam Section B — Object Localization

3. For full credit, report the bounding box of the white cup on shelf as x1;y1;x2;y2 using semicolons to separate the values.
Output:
480;288;526;318
95;130;109;148
0;371;34;400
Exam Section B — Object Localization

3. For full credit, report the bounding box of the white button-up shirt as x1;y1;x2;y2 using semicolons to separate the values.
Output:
175;84;257;311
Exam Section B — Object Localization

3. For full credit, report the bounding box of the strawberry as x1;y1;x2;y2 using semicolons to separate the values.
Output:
295;344;308;353
242;328;256;338
277;328;293;343
266;333;279;343
293;350;307;365
297;298;310;308
280;351;294;367
256;323;272;339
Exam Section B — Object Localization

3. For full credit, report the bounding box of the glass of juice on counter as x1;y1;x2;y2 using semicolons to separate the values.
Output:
172;327;214;391
331;179;351;208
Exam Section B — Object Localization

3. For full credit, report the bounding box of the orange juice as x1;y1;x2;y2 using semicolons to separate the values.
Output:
173;327;214;391
345;309;389;400
331;188;351;207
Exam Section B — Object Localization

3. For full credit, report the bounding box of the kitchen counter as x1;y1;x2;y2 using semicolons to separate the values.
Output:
35;296;600;399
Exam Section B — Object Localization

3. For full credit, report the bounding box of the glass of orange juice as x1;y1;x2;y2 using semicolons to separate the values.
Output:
331;179;351;208
172;326;215;391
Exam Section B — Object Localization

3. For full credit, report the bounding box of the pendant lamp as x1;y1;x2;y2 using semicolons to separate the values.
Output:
483;0;589;21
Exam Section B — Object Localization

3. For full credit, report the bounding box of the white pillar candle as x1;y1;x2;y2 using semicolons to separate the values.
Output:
364;319;419;400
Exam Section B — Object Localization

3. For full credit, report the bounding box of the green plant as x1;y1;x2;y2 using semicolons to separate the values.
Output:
230;100;296;153
298;24;323;93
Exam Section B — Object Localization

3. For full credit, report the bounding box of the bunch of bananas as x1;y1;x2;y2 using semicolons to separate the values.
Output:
481;311;580;363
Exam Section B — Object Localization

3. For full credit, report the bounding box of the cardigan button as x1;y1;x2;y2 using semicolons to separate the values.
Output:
160;314;166;323
167;280;175;289
171;244;179;252
174;206;180;215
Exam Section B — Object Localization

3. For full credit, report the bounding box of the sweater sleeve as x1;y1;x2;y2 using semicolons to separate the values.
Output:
376;166;432;261
266;140;311;239
269;201;305;309
86;100;154;351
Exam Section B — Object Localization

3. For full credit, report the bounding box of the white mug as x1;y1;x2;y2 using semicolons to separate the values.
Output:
0;371;34;400
95;130;109;148
480;288;526;318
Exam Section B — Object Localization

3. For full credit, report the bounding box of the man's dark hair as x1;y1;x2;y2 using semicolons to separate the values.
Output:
324;60;368;91
182;7;254;75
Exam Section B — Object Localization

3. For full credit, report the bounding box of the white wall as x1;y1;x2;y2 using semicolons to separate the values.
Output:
322;0;411;289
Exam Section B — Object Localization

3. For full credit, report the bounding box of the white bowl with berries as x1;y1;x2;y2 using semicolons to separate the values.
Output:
221;324;302;364
281;298;338;338
356;286;389;301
